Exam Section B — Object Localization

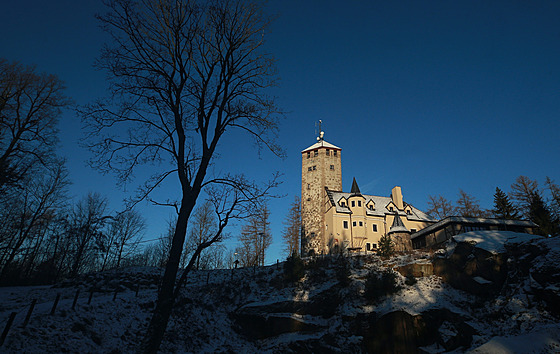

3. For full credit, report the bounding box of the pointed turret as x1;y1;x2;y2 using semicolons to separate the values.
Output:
350;177;361;196
389;212;410;234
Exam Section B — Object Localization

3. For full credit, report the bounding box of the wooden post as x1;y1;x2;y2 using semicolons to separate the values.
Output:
135;284;140;297
50;294;61;315
88;290;94;305
0;312;16;346
72;289;80;310
113;289;118;301
22;299;37;327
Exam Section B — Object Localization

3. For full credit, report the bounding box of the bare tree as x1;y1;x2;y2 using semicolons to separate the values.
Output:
426;195;455;220
237;204;272;267
282;195;301;257
456;189;486;217
545;177;560;222
510;175;539;217
80;0;281;349
184;201;218;270
0;59;71;189
101;209;146;270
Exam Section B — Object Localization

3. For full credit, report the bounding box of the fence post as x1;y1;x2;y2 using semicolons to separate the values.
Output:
0;312;16;346
22;299;37;327
72;289;80;310
50;294;61;315
113;289;118;301
135;284;140;297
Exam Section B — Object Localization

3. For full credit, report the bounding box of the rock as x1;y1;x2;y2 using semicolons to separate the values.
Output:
396;262;434;277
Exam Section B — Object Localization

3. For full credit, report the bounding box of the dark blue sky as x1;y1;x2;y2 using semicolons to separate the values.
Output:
2;1;560;263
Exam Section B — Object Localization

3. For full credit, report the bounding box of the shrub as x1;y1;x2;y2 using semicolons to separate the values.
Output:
335;256;351;286
284;253;305;282
364;270;401;303
404;273;417;286
378;234;394;258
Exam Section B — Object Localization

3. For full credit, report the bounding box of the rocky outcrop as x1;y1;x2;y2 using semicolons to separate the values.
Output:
396;262;434;277
360;309;475;353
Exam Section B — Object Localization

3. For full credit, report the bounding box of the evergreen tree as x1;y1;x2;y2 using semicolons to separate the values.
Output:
528;192;559;237
378;233;394;258
492;187;519;219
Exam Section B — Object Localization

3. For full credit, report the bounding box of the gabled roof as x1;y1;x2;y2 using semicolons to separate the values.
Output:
410;216;538;240
302;139;341;153
325;188;436;222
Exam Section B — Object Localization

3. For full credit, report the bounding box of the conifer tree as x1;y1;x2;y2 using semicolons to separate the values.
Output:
492;187;519;219
378;233;394;258
528;192;559;237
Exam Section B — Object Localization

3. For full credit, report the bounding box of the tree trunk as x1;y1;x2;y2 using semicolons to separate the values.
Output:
142;197;192;353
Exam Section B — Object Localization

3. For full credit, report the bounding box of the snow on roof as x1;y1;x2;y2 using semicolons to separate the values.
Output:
411;216;538;239
452;230;543;254
301;139;341;153
325;189;435;222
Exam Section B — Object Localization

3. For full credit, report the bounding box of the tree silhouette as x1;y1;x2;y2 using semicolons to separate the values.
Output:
492;187;519;219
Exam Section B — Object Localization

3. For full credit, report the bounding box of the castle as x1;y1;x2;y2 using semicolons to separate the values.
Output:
301;131;436;256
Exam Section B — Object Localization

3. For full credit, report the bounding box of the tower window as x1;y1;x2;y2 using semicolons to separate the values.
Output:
308;167;312;171
330;165;334;170
307;151;310;159
372;224;378;232
326;149;330;156
358;201;362;207
343;221;348;229
314;150;318;157
351;201;355;207
307;184;310;190
312;165;316;170
359;221;363;227
334;150;337;157
352;221;356;227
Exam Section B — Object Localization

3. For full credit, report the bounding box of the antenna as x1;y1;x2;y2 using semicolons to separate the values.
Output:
316;120;324;142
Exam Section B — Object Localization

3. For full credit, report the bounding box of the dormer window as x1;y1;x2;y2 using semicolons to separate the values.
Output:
389;206;394;211
406;209;412;215
368;205;374;211
340;201;345;207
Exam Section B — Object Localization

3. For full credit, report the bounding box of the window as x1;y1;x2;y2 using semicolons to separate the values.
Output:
340;201;345;207
307;151;310;159
330;165;334;170
366;243;371;251
358;201;362;207
351;201;355;207
372;243;377;249
411;229;417;233
314;150;318;157
326;149;330;156
312;165;316;170
372;224;378;232
307;183;310;190
389;206;394;211
343;221;348;229
334;150;337;157
308;167;312;171
368;204;374;211
406;209;412;215
352;221;356;227
359;221;363;227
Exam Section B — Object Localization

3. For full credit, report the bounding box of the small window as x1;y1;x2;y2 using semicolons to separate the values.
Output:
366;243;371;251
411;229;417;233
340;201;345;207
330;165;334;170
351;201;355;207
307;183;310;190
372;224;378;232
352;221;356;227
406;209;412;215
372;243;377;249
308;167;312;171
359;221;363;227
358;201;362;207
343;221;348;229
326;149;330;156
312;165;316;170
334;150;338;157
369;205;374;211
389;206;394;211
314;150;318;157
307;151;310;159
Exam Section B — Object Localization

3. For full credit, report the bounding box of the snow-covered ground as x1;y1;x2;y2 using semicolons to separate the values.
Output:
0;234;559;353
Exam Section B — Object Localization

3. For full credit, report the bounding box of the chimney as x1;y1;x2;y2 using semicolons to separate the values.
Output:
391;186;403;210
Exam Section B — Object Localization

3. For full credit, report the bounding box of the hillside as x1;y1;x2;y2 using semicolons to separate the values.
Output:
1;233;559;353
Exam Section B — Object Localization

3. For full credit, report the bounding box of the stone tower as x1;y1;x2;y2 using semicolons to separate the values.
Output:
301;131;342;256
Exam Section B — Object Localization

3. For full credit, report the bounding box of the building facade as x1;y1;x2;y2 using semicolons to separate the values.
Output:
301;133;436;256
